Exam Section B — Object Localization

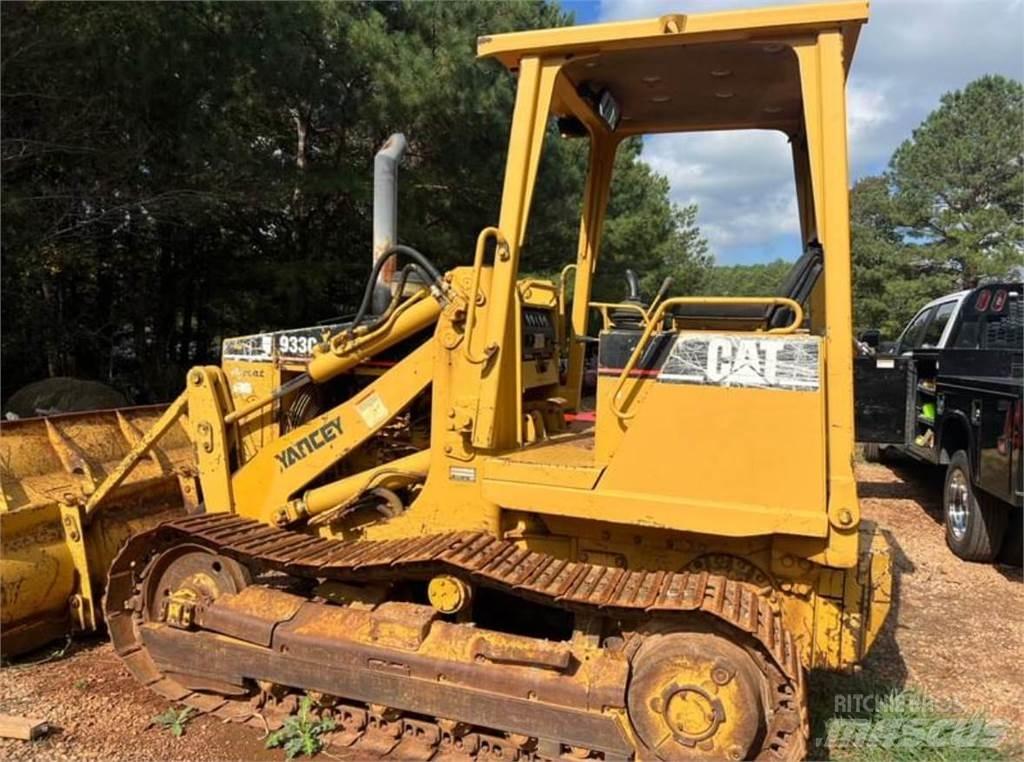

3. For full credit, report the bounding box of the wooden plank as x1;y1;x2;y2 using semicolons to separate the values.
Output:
0;714;49;741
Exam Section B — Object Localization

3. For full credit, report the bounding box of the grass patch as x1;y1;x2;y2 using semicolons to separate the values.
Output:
265;695;336;759
151;706;196;738
810;672;1018;760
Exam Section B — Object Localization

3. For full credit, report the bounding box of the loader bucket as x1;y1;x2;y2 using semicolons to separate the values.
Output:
0;404;197;657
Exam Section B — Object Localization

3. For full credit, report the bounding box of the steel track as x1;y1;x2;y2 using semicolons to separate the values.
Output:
105;513;808;760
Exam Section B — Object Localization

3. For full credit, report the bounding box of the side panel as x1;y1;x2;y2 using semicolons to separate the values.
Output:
221;358;280;463
597;333;828;536
853;355;910;444
979;393;1015;504
1014;400;1024;508
939;349;1023;506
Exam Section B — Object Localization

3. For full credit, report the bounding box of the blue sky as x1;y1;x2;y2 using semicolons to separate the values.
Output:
564;0;603;23
559;0;1024;265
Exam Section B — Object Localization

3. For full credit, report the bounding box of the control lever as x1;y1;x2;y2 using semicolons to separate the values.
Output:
647;276;674;317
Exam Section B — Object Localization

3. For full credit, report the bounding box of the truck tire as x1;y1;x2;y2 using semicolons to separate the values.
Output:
863;443;883;462
944;450;1008;562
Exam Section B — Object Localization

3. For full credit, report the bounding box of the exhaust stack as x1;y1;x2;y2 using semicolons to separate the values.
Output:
372;133;408;314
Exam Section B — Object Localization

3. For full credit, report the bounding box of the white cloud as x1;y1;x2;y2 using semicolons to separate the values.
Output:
643;131;801;257
847;86;889;143
596;0;1024;263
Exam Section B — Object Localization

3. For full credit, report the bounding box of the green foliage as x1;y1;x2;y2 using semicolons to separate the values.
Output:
151;706;195;738
852;75;1023;337
1;1;708;401
265;696;337;759
701;259;794;297
889;75;1024;289
850;175;956;337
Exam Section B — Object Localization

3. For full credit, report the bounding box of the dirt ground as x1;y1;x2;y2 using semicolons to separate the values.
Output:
1;460;1021;761
807;460;1024;759
850;460;1023;728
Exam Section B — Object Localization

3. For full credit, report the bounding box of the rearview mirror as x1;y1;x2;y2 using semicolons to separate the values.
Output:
858;329;881;349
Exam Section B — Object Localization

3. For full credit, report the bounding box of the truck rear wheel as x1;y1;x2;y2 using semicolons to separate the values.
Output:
862;443;884;463
944;450;1007;562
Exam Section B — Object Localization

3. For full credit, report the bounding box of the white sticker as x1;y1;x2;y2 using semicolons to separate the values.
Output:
355;392;389;429
659;333;820;390
277;333;320;357
875;357;895;369
231;381;254;396
449;466;476;483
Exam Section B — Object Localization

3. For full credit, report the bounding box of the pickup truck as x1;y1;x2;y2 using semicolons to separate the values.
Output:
855;282;1023;563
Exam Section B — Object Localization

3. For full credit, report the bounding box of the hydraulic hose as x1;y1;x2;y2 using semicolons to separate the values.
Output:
361;263;417;336
347;244;445;340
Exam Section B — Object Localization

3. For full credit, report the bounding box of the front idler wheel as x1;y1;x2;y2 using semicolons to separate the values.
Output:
141;544;251;626
627;629;769;760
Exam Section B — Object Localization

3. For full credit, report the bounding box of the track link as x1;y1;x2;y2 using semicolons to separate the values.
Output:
105;513;807;760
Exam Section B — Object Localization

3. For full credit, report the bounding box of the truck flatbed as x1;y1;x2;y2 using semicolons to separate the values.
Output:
856;282;1022;563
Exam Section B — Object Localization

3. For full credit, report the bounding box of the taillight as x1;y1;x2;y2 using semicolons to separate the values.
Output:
992;289;1007;312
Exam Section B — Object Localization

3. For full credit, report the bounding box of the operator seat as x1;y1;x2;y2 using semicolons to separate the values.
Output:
671;241;823;328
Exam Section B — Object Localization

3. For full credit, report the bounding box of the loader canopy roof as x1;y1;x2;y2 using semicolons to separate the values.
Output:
478;1;867;135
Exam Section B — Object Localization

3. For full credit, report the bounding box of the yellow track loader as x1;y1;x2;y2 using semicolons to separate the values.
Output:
1;3;891;759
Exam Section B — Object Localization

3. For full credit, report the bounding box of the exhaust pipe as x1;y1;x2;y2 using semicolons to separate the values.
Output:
372;133;408;314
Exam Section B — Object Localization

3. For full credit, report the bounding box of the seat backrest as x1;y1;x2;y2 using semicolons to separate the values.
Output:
768;241;823;328
665;242;823;327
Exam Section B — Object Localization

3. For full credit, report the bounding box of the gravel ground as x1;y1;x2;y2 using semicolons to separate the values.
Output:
0;641;276;761
849;460;1023;732
1;460;1020;761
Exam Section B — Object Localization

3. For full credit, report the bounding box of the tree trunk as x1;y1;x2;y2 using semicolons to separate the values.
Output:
40;276;61;378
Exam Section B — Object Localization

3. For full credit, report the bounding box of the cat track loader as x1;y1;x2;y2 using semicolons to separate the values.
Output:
2;3;891;759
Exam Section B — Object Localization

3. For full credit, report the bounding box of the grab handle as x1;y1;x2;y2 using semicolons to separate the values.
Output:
610;296;803;421
464;227;506;363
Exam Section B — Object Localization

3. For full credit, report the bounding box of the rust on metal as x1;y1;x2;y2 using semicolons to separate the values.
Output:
104;514;807;760
44;419;99;494
470;634;572;671
0;404;198;656
198;586;305;646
